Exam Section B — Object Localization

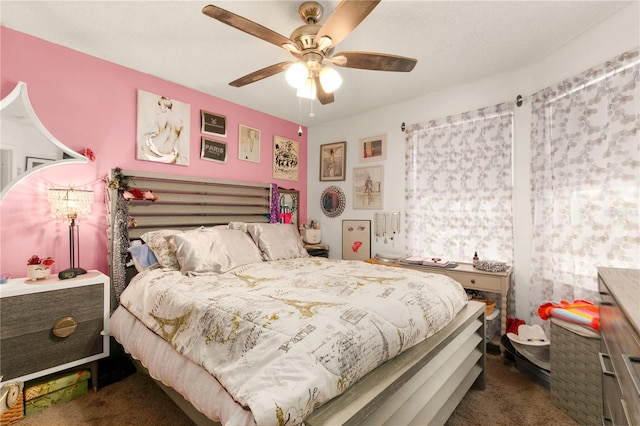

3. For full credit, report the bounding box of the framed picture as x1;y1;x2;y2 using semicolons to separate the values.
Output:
319;141;346;181
136;90;190;166
353;165;383;209
273;135;299;181
342;220;371;261
201;110;227;137
238;124;260;163
200;137;227;163
25;156;54;170
359;134;387;163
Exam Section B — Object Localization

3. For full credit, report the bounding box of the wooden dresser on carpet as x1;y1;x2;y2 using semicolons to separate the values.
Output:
598;267;640;425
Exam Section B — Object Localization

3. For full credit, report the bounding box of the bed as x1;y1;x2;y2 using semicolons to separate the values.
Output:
106;169;486;426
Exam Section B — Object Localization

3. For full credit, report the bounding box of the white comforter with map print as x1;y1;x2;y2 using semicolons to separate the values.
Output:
119;257;467;426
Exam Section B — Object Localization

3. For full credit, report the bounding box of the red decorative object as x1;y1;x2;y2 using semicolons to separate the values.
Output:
123;188;158;201
280;213;292;224
143;191;158;201
83;148;96;161
27;255;55;266
123;188;144;200
41;258;55;267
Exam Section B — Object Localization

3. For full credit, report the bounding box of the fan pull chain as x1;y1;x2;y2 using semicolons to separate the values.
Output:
298;96;303;138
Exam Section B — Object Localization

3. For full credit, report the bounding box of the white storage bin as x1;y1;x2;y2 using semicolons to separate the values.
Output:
486;308;500;342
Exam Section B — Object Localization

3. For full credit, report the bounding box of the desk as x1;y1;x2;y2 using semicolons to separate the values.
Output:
366;259;512;337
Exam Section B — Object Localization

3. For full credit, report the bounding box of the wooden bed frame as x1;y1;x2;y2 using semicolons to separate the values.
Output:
106;169;486;426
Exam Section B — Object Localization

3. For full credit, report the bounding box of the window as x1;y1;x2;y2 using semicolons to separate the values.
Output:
405;104;514;265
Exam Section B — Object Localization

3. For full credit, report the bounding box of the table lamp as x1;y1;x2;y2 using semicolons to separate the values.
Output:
48;188;93;278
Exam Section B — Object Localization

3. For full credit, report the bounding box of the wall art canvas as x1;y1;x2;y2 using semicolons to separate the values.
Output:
342;220;371;261
201;110;227;137
238;124;260;163
136;90;190;166
359;134;387;163
200;137;227;163
319;141;346;181
273;135;299;181
353;165;383;209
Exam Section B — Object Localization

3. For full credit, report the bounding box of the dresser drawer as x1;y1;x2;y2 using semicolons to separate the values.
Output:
0;284;104;381
600;347;627;424
446;271;502;292
599;270;640;425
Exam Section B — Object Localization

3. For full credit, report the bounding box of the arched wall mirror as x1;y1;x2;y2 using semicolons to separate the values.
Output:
0;81;88;200
278;188;299;229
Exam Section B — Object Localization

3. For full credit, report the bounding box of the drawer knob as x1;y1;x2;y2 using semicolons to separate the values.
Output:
470;279;476;284
53;316;77;338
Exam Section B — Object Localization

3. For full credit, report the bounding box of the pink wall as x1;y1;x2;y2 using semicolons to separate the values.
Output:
0;27;307;279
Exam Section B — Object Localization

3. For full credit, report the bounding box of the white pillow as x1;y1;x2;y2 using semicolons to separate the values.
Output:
246;223;310;261
165;228;264;273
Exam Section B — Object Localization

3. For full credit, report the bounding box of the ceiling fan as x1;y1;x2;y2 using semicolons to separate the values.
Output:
202;0;417;105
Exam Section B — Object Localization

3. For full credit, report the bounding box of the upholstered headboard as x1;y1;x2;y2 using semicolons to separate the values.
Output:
106;169;272;305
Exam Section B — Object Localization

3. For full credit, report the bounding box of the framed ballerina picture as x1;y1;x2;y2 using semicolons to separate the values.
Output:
319;141;346;181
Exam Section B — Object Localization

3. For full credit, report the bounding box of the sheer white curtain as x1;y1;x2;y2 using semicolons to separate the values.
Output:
405;103;514;265
529;49;640;325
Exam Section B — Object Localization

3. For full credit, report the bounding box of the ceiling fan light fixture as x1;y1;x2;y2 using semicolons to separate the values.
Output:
297;77;317;100
285;61;309;88
319;65;342;93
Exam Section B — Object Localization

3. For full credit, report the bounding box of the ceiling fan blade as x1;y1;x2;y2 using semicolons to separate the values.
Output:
333;51;417;72
315;0;381;49
229;62;293;87
314;76;335;105
202;4;294;50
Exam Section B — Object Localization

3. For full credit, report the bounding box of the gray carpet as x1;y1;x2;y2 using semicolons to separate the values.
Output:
18;354;579;425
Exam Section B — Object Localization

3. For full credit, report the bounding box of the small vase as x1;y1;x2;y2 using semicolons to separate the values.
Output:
27;265;50;281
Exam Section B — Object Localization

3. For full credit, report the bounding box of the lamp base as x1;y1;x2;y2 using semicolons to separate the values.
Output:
58;267;87;280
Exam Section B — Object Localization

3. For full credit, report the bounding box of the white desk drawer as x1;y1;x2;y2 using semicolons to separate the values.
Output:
446;271;502;292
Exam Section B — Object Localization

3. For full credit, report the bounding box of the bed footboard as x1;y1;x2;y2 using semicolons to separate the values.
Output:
305;300;486;426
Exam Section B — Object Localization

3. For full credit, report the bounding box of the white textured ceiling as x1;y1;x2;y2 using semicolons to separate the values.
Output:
0;1;632;126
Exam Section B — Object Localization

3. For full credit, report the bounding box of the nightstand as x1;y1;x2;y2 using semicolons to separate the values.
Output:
305;243;329;258
397;262;511;337
0;271;110;391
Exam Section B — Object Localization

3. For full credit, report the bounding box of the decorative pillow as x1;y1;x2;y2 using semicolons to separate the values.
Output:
228;222;249;232
128;243;159;272
166;228;264;274
246;223;310;261
140;229;183;270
